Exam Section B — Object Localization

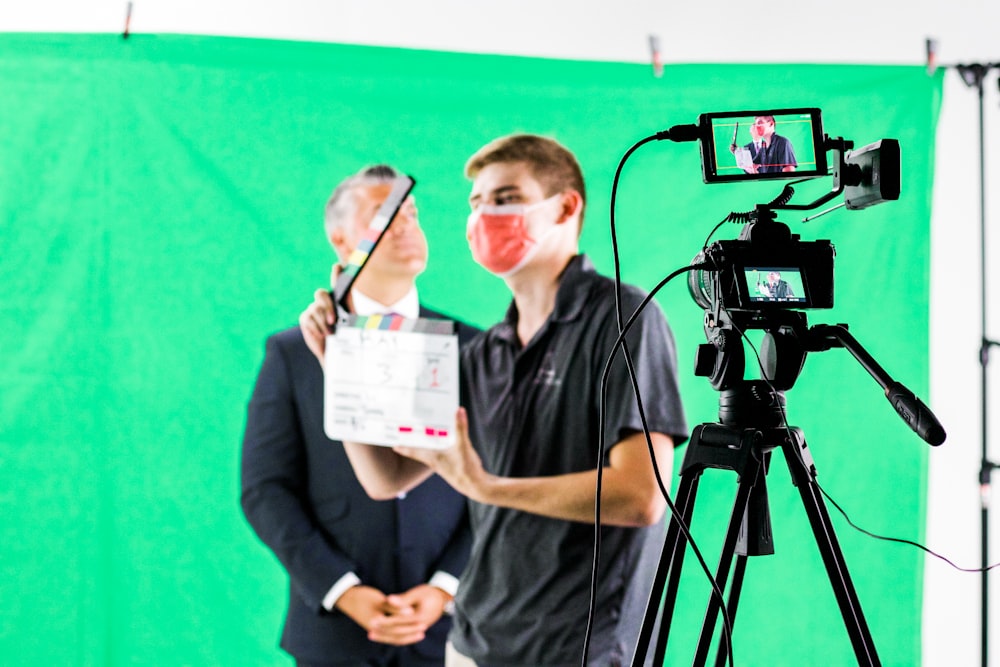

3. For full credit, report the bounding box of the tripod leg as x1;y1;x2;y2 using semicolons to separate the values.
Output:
632;422;758;667
714;555;748;667
631;466;702;667
693;450;766;666
782;429;881;666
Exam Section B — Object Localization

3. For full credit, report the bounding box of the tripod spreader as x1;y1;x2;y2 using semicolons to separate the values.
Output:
631;405;881;667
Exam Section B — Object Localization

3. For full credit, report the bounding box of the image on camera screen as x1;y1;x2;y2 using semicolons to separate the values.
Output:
744;267;807;304
702;108;825;183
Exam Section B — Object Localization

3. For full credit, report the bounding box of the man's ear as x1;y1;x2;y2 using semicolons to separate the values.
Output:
555;190;583;226
329;227;349;260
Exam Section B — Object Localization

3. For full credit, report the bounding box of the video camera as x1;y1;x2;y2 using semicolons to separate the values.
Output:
687;107;900;315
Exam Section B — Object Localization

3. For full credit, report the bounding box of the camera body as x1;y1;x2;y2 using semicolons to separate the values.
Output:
689;217;835;312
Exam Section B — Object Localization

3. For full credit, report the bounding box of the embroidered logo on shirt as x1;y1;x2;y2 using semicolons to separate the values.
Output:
533;351;562;387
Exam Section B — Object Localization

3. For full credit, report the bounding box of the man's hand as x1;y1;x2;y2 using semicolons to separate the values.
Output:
299;288;336;367
336;584;440;646
384;584;451;622
335;586;392;636
393;408;489;502
367;584;452;645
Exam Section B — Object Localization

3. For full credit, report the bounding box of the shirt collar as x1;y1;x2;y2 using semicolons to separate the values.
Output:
550;254;593;322
350;286;420;318
497;254;593;342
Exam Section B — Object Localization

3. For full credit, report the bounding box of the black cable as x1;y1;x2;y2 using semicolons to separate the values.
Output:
737;324;1000;583
584;264;735;667
819;484;1000;574
582;132;735;667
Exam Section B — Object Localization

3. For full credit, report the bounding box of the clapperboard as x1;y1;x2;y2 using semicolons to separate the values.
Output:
323;313;458;448
322;174;459;448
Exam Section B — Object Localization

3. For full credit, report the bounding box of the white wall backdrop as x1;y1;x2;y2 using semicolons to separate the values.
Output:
4;2;999;665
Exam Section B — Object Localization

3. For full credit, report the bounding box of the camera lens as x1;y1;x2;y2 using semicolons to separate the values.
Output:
688;252;715;309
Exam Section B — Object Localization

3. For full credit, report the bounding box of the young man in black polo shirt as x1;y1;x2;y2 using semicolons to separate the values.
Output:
302;135;688;666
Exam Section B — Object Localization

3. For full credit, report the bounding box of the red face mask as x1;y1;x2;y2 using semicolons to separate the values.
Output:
466;196;558;277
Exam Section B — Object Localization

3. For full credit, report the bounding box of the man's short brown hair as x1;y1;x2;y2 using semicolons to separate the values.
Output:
464;134;587;225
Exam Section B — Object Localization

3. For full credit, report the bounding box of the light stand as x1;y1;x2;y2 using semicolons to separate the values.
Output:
946;56;1000;667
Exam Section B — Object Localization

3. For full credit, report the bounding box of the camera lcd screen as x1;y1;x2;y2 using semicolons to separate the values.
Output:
743;266;808;306
699;108;826;183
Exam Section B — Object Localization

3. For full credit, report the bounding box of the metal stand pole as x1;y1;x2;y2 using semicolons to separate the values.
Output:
954;61;1000;667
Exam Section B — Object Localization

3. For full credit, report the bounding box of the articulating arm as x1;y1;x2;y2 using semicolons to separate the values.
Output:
807;324;946;446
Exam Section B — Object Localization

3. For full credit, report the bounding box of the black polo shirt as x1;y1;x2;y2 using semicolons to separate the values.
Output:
452;254;688;666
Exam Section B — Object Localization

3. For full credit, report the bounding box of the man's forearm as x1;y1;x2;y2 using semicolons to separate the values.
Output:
473;469;660;527
341;440;433;499
471;433;674;527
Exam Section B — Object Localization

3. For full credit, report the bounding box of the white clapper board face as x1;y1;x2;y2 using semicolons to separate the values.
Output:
323;314;459;449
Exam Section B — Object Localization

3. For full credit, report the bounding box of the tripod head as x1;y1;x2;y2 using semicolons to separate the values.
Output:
693;299;946;446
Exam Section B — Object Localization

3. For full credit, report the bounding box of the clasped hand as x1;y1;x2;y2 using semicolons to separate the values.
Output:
337;583;452;646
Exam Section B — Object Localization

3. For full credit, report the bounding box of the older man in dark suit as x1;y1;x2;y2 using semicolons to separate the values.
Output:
241;165;477;667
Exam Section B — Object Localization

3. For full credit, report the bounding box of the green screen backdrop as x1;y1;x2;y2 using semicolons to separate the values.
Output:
0;34;941;666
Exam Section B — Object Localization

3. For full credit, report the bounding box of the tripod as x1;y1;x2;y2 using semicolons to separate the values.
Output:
629;298;944;666
632;381;879;666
